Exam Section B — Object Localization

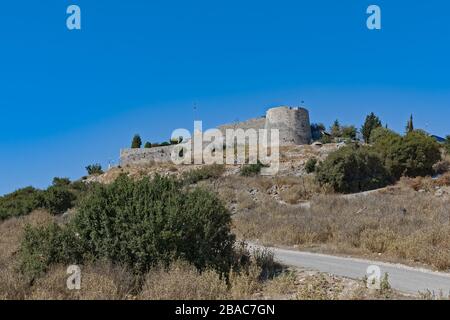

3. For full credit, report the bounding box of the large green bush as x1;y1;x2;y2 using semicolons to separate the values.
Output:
374;130;441;179
0;178;96;221
369;127;396;144
20;223;82;279
21;175;235;277
42;185;76;215
316;145;390;193
0;187;43;221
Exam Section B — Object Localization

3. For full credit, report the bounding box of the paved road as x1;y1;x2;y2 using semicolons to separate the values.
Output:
257;245;450;295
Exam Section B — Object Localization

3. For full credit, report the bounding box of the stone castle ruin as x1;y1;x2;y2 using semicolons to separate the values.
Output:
120;106;312;165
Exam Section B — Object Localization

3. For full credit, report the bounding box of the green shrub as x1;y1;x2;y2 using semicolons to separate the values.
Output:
182;164;225;185
341;126;357;140
374;130;441;179
369;127;395;144
52;177;71;188
20;175;235;277
0;179;94;221
316;145;390;193
305;158;318;173
42;186;76;215
330;120;342;138
0;187;43;221
20;223;82;280
86;164;103;175
144;142;152;148
320;134;332;144
131;134;142;148
240;162;265;177
73;175;234;274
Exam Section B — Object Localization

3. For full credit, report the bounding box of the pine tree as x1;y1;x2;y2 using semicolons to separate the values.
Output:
406;114;414;133
131;134;142;148
361;112;382;143
330;119;342;138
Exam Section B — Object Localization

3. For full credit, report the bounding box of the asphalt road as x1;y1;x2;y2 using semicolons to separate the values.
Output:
259;245;450;295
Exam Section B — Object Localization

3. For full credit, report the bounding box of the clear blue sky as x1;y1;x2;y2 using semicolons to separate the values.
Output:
0;0;449;195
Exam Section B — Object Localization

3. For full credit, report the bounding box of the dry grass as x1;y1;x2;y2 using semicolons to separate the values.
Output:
400;172;450;192
0;210;54;299
234;188;450;270
139;261;229;300
296;274;344;300
27;262;136;300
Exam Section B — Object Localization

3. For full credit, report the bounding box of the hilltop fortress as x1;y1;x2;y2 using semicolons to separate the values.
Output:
120;106;312;165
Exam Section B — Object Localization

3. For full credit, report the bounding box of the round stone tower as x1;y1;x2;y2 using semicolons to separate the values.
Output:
265;106;312;146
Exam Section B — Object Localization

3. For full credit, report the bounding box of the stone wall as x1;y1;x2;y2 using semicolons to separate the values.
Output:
120;145;175;165
218;117;266;136
120;106;312;165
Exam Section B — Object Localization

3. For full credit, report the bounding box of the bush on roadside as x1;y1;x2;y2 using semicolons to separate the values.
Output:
20;175;235;277
316;145;390;193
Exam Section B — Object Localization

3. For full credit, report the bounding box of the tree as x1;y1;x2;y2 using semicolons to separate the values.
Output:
320;134;332;144
361;112;382;143
131;134;142;148
86;164;103;175
144;142;152;148
406;114;414;133
369;127;396;144
311;123;326;141
316;145;390;193
330;120;342;138
341;126;357;140
373;130;441;179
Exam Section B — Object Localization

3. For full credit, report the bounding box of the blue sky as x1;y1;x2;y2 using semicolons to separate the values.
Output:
0;0;449;195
